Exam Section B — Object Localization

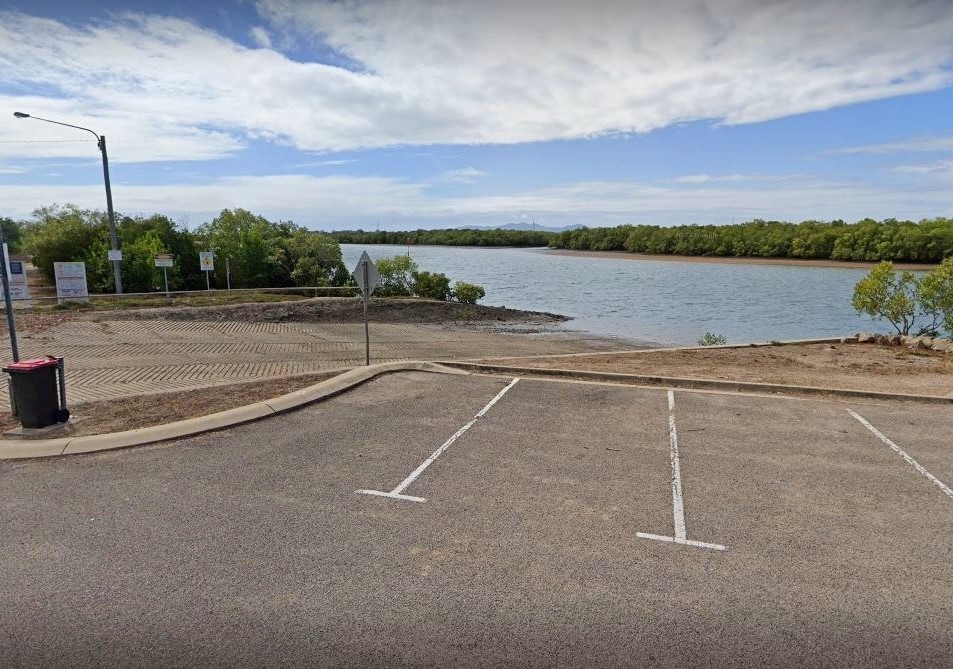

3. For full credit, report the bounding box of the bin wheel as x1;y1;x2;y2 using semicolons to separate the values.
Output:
55;408;71;423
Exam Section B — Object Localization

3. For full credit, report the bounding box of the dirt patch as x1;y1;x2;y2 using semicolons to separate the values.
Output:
81;297;567;326
1;297;568;338
478;342;953;397
0;371;341;438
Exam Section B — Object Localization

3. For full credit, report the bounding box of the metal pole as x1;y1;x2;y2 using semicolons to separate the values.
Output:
0;226;20;362
206;270;210;291
56;357;68;412
12;114;123;294
363;262;370;366
98;135;123;294
163;267;169;297
226;257;231;291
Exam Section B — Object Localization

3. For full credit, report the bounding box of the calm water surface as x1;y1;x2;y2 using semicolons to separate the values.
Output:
342;244;885;346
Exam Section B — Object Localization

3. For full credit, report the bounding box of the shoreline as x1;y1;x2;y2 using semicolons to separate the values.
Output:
539;248;938;270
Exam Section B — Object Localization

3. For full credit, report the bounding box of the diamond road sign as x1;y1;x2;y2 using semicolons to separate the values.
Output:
352;251;380;298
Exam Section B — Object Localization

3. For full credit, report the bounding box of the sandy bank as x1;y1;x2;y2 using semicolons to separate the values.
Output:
542;249;937;271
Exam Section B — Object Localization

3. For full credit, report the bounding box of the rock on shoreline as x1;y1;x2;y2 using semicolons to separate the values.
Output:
856;331;953;352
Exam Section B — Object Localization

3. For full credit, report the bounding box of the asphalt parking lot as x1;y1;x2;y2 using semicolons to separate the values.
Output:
1;371;951;666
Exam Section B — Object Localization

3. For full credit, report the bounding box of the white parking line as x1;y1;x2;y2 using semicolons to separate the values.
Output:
848;409;953;503
667;390;687;541
637;390;727;551
357;377;521;503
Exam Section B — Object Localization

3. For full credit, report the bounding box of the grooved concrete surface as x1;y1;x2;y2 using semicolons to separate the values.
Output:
2;319;614;406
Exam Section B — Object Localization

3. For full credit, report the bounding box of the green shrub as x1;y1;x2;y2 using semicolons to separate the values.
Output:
453;281;485;304
375;255;417;296
698;332;728;346
411;271;452;301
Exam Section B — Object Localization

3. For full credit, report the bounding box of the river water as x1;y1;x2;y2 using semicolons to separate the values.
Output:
341;244;886;346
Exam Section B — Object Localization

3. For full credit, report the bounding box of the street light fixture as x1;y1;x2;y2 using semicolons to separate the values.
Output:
13;112;123;294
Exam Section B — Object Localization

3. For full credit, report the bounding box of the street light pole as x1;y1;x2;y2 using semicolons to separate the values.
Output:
13;112;123;294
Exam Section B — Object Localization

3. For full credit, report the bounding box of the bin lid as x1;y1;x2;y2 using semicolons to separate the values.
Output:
2;356;60;372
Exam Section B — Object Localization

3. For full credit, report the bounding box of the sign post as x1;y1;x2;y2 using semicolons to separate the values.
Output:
199;251;214;291
0;228;19;361
154;254;174;297
351;251;379;366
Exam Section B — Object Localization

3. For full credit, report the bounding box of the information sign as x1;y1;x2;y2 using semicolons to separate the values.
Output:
54;262;89;301
199;251;214;271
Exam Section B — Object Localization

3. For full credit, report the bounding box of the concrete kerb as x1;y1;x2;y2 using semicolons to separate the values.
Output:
0;361;467;460
438;360;953;405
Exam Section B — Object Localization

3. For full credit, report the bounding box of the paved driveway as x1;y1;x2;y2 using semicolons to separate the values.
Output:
1;372;951;665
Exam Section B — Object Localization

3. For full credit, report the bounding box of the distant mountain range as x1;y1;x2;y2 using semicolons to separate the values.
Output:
460;222;584;233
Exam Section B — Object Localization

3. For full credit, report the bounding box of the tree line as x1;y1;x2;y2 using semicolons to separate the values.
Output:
549;218;953;263
329;228;555;247
13;205;351;294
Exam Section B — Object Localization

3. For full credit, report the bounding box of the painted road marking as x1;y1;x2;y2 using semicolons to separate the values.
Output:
637;390;728;551
848;409;953;503
357;377;521;503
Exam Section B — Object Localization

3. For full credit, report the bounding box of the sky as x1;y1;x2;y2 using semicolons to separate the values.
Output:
1;0;952;231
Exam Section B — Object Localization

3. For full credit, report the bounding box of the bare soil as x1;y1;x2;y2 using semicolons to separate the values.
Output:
480;342;953;397
0;372;341;438
1;297;568;337
82;297;568;326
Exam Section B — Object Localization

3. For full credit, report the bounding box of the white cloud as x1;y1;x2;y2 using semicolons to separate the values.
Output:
670;173;801;184
258;0;953;140
0;1;950;161
893;160;953;175
0;172;948;228
430;167;487;184
295;159;358;167
249;25;272;48
833;136;953;155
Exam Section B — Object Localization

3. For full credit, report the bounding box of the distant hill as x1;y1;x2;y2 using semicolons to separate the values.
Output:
461;222;584;233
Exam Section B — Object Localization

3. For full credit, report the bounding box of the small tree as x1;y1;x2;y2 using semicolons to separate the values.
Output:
852;261;929;335
453;281;485;304
919;257;953;335
285;230;347;286
411;270;452;301
853;259;953;337
375;255;417;296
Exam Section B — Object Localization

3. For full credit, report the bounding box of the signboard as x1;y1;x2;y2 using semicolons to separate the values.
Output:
7;260;28;300
154;254;174;268
107;249;123;261
54;261;89;301
3;244;28;300
199;251;214;271
351;251;380;298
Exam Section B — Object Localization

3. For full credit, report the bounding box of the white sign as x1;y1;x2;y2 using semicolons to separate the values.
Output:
351;251;380;298
2;244;28;300
107;249;123;261
154;254;174;268
54;261;89;301
199;251;214;271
